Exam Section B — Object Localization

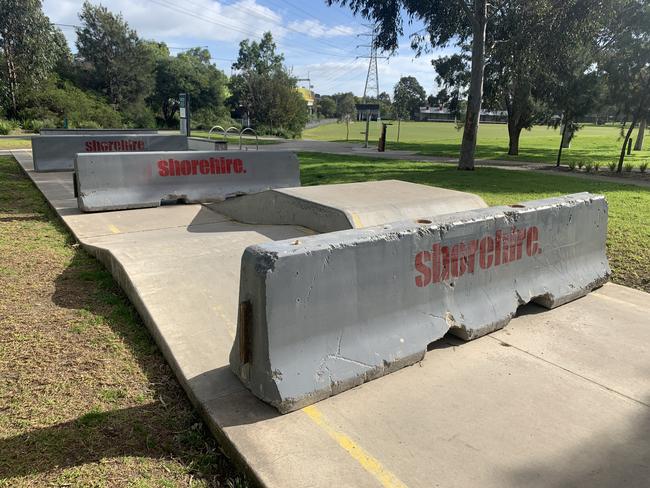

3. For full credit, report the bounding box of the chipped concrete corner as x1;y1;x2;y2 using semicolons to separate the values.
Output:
229;192;610;413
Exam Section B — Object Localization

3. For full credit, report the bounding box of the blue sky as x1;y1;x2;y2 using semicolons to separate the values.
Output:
44;0;449;97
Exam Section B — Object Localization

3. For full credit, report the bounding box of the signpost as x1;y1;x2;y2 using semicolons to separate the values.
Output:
179;93;191;137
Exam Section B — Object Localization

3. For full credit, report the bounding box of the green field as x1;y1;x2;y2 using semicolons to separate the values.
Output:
299;152;650;293
303;121;650;167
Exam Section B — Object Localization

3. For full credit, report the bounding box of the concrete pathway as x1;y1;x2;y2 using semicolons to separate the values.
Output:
11;150;650;488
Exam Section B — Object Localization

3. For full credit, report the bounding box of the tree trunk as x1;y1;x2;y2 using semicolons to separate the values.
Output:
618;119;636;173
458;0;487;170
507;120;522;155
561;126;574;148
556;118;568;167
634;118;646;150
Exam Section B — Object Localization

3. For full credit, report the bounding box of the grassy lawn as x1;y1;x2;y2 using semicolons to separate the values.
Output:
0;155;246;487
299;152;650;294
303;121;650;167
0;139;31;150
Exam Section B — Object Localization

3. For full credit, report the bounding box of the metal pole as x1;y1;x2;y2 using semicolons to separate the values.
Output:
346;116;350;142
364;111;370;148
397;118;401;143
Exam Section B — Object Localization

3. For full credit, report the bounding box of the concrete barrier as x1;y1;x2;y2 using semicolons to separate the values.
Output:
187;137;228;151
40;128;157;135
211;180;488;233
75;150;300;212
32;134;188;171
230;193;610;413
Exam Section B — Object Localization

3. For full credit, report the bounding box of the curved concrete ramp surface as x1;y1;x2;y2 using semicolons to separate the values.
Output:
211;180;488;233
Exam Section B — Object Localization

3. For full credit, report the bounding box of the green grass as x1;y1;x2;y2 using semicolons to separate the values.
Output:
299;152;650;293
303;121;650;167
0;138;31;149
0;155;246;487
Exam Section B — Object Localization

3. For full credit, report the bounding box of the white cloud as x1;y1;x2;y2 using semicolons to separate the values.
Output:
44;0;286;44
287;19;357;38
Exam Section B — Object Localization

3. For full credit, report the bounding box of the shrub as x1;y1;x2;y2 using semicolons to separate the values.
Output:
593;162;600;172
122;101;156;129
624;162;634;172
640;162;648;173
585;162;593;172
608;162;617;172
0;119;17;135
21;119;57;133
74;120;102;129
577;161;584;169
568;160;576;171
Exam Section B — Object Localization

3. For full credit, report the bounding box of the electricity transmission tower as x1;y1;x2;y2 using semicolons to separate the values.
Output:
357;26;385;102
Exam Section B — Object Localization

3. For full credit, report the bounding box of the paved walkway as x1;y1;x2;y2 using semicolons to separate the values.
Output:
11;149;650;488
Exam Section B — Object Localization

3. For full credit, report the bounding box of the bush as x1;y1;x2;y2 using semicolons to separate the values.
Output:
608;162;617;172
640;162;648;173
20;77;122;128
624;162;634;172
21;118;58;133
191;106;235;130
0;119;18;135
121;101;156;129
568;161;576;171
73;120;102;129
593;162;600;172
585;162;593;172
577;161;584;169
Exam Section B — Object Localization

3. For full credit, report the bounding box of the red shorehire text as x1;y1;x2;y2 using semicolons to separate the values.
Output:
84;140;145;152
157;158;246;176
415;226;541;286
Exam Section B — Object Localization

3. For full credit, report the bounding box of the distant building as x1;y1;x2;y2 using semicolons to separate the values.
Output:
298;87;316;117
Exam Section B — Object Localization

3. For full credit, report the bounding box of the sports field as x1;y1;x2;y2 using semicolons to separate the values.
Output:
303;121;650;167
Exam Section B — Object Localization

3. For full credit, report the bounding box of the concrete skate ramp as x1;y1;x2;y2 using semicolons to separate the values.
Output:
211;180;488;233
39;128;157;135
230;193;610;413
75;151;300;212
13;150;650;488
32;134;188;171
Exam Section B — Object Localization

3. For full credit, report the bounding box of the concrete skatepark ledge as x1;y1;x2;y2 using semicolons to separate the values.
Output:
10;141;650;488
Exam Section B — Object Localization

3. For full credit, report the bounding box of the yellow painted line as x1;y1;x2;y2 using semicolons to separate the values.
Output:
302;405;408;488
349;211;364;228
108;224;121;234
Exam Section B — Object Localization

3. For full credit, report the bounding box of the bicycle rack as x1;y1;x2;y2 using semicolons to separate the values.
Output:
239;127;259;151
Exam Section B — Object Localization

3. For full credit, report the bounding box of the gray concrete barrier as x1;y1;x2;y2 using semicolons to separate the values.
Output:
75;150;300;212
230;193;610;413
32;134;188;171
40;128;157;135
187;137;228;151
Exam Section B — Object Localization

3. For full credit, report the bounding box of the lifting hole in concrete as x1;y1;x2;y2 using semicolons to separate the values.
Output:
416;219;432;224
509;204;526;208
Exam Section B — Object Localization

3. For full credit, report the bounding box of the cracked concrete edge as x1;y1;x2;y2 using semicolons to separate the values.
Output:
230;192;611;413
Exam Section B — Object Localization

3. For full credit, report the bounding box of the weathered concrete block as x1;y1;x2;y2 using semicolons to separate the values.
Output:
75;151;300;212
230;193;610;413
32;134;188;171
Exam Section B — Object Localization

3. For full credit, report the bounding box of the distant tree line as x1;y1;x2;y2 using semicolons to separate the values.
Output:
0;1;308;137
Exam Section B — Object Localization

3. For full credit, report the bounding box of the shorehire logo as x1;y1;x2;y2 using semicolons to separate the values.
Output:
84;139;145;152
156;157;247;176
414;225;541;287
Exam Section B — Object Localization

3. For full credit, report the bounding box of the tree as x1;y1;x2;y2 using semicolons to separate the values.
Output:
229;32;308;136
150;47;228;127
601;0;650;172
333;92;356;120
0;0;68;118
393;76;426;120
329;0;492;169
75;2;155;112
318;96;337;118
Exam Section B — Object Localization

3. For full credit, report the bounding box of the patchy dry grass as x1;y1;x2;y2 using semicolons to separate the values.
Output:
0;139;31;150
0;155;247;487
